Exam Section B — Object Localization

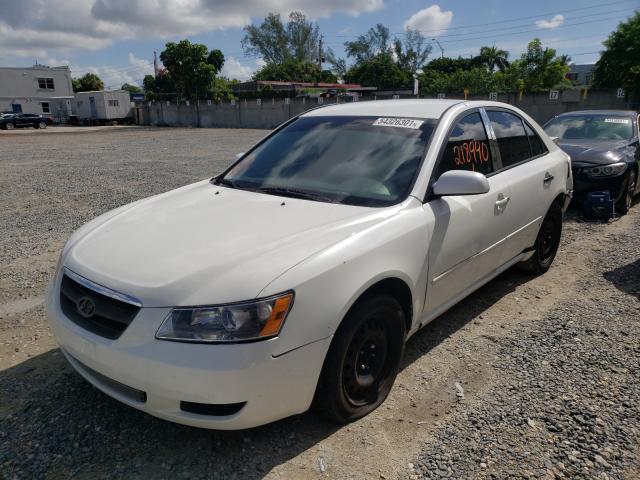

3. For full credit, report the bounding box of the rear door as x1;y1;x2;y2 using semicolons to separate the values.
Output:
424;109;514;314
484;108;567;262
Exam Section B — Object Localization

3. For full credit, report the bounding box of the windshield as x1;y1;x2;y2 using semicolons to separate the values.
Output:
218;115;436;207
544;114;634;140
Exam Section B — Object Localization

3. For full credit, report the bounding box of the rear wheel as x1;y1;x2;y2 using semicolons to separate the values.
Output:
5;123;15;130
519;202;563;275
314;294;406;423
616;169;636;215
37;121;47;129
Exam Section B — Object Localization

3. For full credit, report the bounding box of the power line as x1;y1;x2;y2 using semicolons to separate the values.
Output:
438;13;628;44
324;0;635;38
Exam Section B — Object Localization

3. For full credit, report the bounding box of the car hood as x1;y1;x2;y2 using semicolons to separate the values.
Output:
64;180;399;307
556;138;634;166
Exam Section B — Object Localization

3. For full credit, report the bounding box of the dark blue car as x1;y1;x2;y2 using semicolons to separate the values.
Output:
544;110;640;215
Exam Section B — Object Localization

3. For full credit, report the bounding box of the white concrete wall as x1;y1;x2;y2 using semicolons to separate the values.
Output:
0;66;73;115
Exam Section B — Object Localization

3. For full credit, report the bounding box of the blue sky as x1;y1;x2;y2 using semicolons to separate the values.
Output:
0;0;636;89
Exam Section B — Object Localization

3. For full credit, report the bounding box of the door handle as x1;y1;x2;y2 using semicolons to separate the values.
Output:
543;172;555;183
495;195;510;208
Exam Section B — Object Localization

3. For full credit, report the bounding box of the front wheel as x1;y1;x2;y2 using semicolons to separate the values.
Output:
314;294;406;423
616;169;636;215
5;123;15;130
37;121;47;129
519;202;563;275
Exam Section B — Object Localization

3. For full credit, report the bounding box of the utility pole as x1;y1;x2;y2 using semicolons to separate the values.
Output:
432;38;444;58
318;35;324;70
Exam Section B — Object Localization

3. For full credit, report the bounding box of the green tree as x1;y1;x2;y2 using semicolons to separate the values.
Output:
424;56;478;74
160;40;225;100
72;73;104;92
509;38;570;92
253;60;336;83
478;46;510;72
393;29;433;72
345;53;412;89
242;12;319;64
143;73;175;101
344;24;391;64
593;11;640;97
121;83;141;93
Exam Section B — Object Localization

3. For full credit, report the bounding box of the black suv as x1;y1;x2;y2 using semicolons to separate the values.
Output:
0;113;53;130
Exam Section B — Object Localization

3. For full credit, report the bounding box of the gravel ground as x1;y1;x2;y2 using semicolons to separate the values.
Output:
0;127;638;480
411;214;640;480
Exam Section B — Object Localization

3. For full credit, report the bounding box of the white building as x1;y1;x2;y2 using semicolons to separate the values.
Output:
0;65;74;120
75;90;132;121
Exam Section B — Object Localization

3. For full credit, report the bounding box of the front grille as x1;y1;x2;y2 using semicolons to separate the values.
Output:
60;274;140;340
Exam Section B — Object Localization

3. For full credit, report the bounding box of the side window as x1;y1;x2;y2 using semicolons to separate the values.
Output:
524;122;547;157
439;112;493;176
487;111;531;168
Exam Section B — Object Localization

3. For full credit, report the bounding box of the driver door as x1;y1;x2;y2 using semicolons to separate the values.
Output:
424;110;514;314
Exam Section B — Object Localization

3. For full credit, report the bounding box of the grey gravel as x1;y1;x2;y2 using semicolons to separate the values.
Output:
1;127;639;480
412;213;640;479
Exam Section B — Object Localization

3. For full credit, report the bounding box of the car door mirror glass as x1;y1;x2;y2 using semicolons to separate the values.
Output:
433;170;490;197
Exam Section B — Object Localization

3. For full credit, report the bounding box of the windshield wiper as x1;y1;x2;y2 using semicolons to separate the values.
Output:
254;186;336;203
213;177;237;189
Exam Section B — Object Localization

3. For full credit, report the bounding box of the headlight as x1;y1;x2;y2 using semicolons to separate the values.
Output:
156;292;294;343
585;162;626;177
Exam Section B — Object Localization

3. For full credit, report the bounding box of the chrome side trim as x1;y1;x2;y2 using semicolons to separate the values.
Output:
62;267;143;307
432;236;507;284
505;216;543;241
432;216;544;285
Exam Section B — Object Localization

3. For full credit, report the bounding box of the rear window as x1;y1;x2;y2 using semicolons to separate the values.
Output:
487;111;531;168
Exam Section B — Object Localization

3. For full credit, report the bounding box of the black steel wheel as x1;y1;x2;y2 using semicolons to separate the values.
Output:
519;202;563;275
314;293;406;423
616;169;636;215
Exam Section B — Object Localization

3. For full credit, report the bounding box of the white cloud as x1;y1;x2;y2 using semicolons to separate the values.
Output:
535;14;565;30
72;52;154;89
221;57;256;81
403;5;453;37
0;0;384;59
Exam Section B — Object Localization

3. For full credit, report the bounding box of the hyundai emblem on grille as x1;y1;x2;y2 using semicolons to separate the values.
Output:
77;297;96;318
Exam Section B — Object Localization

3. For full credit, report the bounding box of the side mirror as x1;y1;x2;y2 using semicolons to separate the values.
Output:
433;170;490;197
549;136;561;145
235;152;245;160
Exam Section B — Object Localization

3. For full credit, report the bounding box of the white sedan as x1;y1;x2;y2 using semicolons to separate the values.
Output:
47;100;572;429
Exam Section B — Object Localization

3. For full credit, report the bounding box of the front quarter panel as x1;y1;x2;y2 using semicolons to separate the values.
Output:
259;197;432;357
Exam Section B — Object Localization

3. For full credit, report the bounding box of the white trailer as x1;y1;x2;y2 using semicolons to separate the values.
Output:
75;90;132;121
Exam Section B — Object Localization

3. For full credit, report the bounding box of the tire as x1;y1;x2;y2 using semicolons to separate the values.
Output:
38;121;47;129
314;293;406;424
615;169;636;216
519;202;563;275
5;123;15;130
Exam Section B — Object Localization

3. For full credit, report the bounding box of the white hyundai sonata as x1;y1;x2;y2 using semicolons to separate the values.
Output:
47;100;572;429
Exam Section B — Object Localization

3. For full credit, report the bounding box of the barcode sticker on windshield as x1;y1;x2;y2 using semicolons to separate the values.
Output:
604;118;630;124
373;118;424;129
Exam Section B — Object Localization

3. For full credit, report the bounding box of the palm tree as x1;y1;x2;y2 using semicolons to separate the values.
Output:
479;46;510;72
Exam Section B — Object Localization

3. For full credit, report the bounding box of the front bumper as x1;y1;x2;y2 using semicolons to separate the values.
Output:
571;166;627;201
46;273;331;430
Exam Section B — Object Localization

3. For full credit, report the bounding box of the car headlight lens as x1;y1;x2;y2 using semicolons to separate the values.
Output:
585;162;626;177
156;292;294;343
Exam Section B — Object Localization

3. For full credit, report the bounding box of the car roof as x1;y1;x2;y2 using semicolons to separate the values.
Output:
301;99;465;119
553;109;638;117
